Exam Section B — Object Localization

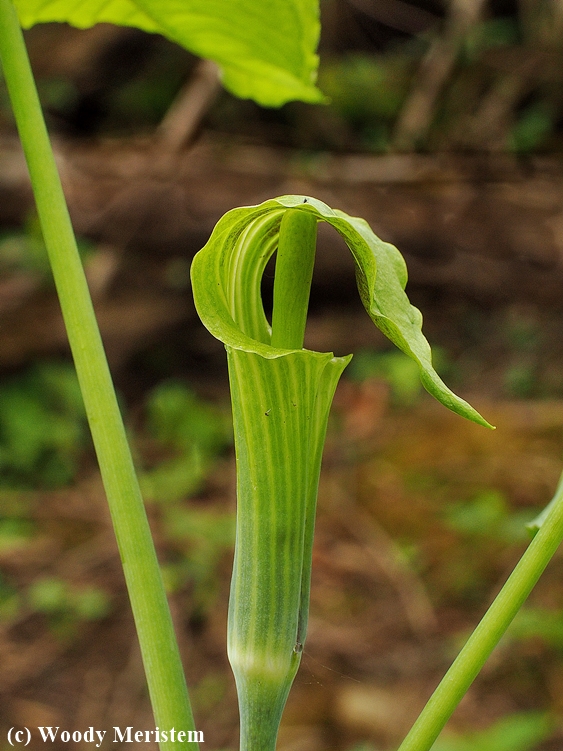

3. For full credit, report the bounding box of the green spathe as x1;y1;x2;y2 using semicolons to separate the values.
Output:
227;346;349;750
192;195;492;428
13;0;323;106
190;195;492;750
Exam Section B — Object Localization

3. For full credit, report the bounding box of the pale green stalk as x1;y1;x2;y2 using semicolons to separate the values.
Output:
271;209;317;349
396;479;563;751
0;3;195;747
270;207;326;652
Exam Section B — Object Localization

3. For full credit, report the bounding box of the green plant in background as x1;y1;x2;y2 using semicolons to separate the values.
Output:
160;506;235;616
444;490;537;545
318;53;415;151
0;572;21;620
0;213;93;280
141;380;231;504
140;381;235;616
509;604;563;650
347;349;424;406
0;362;87;488
0;214;51;277
430;712;552;751
27;576;110;638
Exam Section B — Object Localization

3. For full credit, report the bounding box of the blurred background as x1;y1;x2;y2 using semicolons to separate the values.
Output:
2;0;563;749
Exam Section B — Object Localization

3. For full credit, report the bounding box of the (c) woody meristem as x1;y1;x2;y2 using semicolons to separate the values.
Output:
190;195;491;751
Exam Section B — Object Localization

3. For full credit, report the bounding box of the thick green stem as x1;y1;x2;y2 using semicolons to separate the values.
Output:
271;208;317;349
397;481;563;751
0;3;196;747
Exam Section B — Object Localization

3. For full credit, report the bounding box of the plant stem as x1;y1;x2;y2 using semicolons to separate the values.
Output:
397;480;563;751
271;208;317;349
0;3;196;747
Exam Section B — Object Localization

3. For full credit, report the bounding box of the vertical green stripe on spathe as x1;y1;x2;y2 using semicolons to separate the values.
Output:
226;346;349;751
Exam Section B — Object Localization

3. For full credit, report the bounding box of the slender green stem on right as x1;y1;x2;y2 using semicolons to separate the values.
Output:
271;208;317;349
397;480;563;751
0;3;196;747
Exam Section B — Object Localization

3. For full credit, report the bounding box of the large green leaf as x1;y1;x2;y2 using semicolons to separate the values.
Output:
14;0;323;106
191;195;493;428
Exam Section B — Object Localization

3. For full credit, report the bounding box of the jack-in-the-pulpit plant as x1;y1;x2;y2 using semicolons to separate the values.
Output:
190;195;492;751
11;1;563;749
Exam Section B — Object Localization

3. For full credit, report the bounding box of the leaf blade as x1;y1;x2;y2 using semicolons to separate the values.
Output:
14;0;159;32
14;0;324;106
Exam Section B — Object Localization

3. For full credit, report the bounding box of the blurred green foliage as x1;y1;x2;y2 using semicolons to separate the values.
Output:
26;576;110;637
432;489;541;603
0;516;35;551
103;47;191;132
190;671;229;713
0;370;235;641
161;506;234;612
346;348;455;407
318;53;415;151
462;18;521;61
140;380;234;615
430;712;552;751
0;361;88;488
36;76;79;118
140;379;232;504
0;214;51;277
444;490;537;544
509;605;563;651
0;572;21;620
347;349;422;406
0;369;234;624
0;214;93;279
509;103;555;154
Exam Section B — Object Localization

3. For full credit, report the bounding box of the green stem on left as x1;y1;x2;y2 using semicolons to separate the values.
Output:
0;3;195;748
